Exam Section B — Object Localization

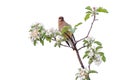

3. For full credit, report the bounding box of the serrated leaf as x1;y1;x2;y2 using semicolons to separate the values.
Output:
97;7;108;13
84;13;91;21
102;55;106;62
74;22;82;27
94;41;102;46
88;70;98;74
86;6;92;11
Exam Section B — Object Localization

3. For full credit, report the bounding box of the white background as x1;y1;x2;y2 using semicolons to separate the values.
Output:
0;0;120;80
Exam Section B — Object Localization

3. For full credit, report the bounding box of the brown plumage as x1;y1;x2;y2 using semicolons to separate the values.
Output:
58;16;75;49
58;16;71;31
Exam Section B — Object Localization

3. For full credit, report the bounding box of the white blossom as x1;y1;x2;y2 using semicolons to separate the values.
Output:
56;35;63;41
46;30;51;35
49;27;55;33
46;28;54;35
94;54;102;66
30;29;40;41
41;29;46;34
76;68;88;80
87;36;94;41
88;50;94;58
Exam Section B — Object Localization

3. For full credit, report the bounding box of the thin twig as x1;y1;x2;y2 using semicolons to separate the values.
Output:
88;64;91;70
78;45;86;51
76;12;96;44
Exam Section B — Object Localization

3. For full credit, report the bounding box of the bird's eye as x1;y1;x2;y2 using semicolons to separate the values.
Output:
59;17;62;19
59;17;63;19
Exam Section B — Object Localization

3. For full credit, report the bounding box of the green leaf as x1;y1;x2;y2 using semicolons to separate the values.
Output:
98;52;104;56
97;7;108;13
83;50;90;59
29;29;32;32
96;46;103;51
46;36;51;42
54;43;57;47
83;39;88;45
74;22;82;27
89;58;93;64
87;77;91;80
58;42;61;48
84;13;91;21
86;11;92;14
40;39;44;46
98;52;106;62
102;55;106;62
31;25;35;28
86;6;92;11
83;39;88;43
34;40;37;46
86;50;90;54
94;41;102;46
75;76;79;80
88;70;98;74
92;48;95;54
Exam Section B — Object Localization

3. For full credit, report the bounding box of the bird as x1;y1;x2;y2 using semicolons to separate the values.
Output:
58;16;75;49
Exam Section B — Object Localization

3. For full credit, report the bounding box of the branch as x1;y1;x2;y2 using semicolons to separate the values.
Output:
64;32;85;68
74;46;85;69
88;64;91;70
78;45;86;51
76;12;96;44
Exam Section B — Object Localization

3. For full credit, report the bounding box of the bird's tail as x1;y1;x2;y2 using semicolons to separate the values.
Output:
65;33;76;50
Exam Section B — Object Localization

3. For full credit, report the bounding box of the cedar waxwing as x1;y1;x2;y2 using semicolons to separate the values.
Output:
58;16;75;49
